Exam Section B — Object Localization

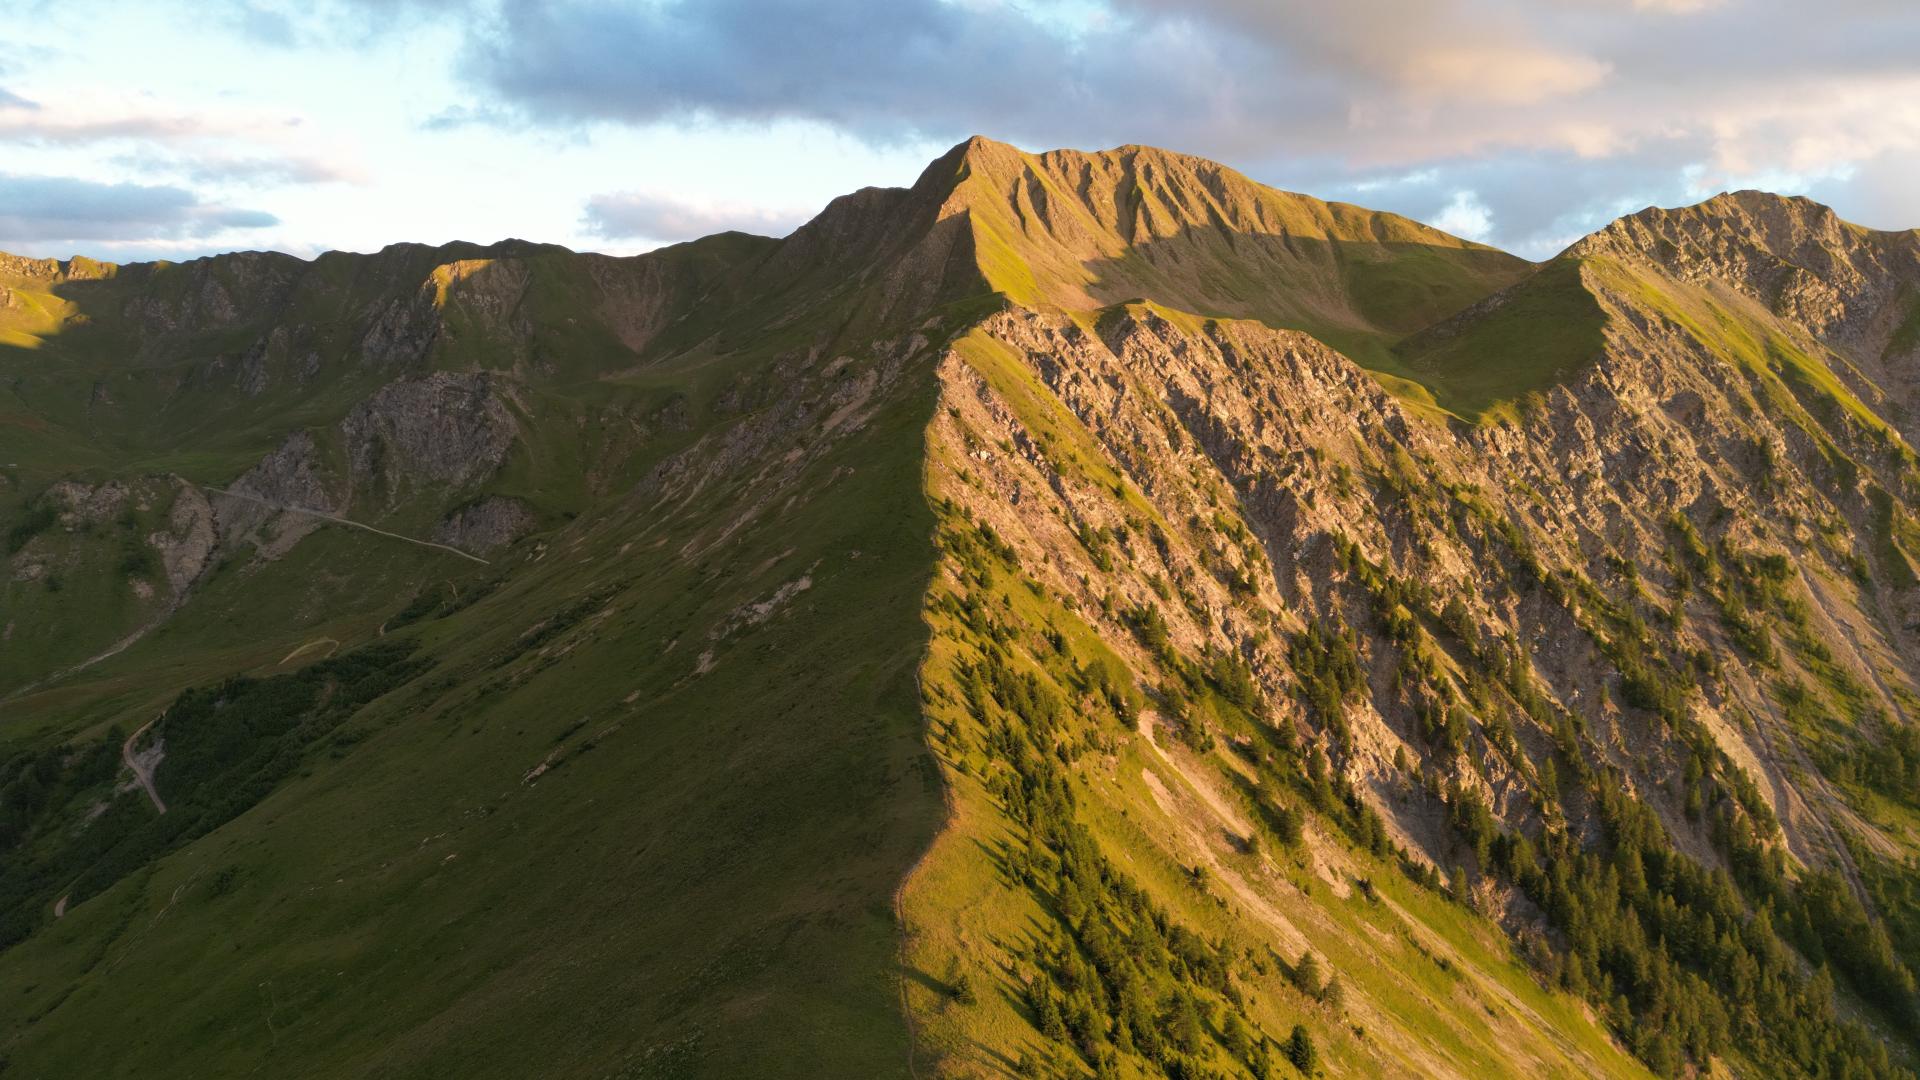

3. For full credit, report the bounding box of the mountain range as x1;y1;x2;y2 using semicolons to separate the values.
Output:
3;136;1919;1079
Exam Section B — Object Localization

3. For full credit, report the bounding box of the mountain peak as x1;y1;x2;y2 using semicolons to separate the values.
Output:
913;134;1027;188
907;136;1531;347
1563;187;1920;266
1564;187;1920;350
954;133;1022;158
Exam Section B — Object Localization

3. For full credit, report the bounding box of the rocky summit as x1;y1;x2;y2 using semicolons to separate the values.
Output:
3;136;1920;1079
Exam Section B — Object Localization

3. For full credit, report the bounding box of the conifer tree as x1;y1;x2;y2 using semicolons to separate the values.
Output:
1287;1025;1318;1075
1294;950;1324;997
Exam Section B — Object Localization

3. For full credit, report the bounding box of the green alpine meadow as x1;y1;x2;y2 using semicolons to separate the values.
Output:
4;134;1920;1080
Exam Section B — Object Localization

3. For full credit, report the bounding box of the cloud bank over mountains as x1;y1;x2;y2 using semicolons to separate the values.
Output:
0;173;277;244
454;0;1920;254
4;0;1918;260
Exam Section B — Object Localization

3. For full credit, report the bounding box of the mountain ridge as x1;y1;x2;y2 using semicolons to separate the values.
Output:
15;136;1914;429
2;136;1919;1080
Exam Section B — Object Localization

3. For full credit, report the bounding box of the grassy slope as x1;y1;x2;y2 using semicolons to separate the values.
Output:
903;553;1652;1079
1393;257;1608;423
0;233;762;487
0;233;775;690
0;202;963;1076
0;339;946;1078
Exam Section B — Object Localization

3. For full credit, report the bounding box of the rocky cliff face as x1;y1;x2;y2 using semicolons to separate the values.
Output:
1572;193;1920;350
341;372;519;495
907;270;1920;1073
432;496;534;555
209;370;522;560
936;283;1908;873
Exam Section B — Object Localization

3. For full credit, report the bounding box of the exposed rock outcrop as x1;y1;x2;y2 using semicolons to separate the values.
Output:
340;371;519;496
433;496;534;554
151;482;216;594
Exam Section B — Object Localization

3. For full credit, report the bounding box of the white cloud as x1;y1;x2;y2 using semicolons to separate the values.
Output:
1430;190;1495;242
0;93;364;187
113;149;365;186
0;172;277;245
582;190;812;242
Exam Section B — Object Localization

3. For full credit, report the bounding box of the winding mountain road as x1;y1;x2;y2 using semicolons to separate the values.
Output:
200;485;488;565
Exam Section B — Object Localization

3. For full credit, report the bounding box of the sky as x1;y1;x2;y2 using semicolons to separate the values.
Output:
2;0;1917;263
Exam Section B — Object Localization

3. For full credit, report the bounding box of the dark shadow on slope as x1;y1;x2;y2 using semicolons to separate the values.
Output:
1392;255;1608;422
1067;225;1616;423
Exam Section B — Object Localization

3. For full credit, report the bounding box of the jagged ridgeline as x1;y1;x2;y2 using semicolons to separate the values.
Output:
1;137;1918;1079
